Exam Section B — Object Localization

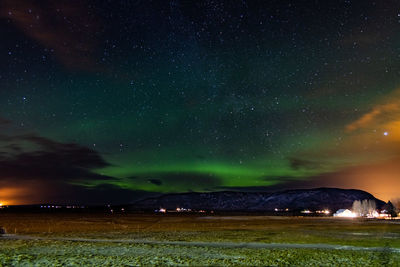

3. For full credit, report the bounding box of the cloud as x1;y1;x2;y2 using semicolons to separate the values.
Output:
0;117;11;126
343;89;400;144
148;179;163;186
346;102;400;132
0;133;113;182
288;157;324;171
126;172;222;192
336;89;400;160
295;88;400;162
0;118;145;204
0;0;101;70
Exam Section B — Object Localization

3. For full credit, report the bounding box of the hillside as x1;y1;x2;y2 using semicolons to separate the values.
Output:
132;188;386;212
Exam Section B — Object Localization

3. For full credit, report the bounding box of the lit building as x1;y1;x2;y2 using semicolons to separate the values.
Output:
333;209;357;218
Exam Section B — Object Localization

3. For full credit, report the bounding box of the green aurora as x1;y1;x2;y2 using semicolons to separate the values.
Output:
1;0;400;204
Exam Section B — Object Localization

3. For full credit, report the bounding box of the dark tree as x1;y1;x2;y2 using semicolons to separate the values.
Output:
383;201;397;218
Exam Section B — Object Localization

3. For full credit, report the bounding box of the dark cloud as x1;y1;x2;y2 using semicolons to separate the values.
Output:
129;172;221;191
0;0;101;70
288;157;324;171
0;133;112;182
148;179;162;186
2;144;22;152
0;117;11;126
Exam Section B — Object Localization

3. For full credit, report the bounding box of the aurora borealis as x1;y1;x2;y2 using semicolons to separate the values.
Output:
1;0;400;205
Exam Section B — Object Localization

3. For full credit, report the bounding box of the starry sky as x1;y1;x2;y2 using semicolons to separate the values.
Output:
1;0;400;205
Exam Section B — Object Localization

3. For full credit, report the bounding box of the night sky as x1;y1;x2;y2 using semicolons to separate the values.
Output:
1;0;400;205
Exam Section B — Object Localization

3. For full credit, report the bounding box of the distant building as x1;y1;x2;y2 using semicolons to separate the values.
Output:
300;209;312;214
333;209;356;218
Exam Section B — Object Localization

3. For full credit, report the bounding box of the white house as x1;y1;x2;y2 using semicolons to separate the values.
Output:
333;209;356;218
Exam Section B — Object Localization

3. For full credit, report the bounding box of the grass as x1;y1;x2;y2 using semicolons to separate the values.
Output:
0;240;398;266
0;213;399;266
1;213;399;247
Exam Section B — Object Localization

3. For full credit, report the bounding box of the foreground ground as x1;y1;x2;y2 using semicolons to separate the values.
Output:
0;213;399;266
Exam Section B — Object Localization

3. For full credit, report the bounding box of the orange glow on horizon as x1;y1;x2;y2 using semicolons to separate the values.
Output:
0;187;32;206
314;157;400;202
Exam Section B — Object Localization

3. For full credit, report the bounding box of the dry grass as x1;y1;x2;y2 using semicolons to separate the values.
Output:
0;213;399;247
1;213;399;266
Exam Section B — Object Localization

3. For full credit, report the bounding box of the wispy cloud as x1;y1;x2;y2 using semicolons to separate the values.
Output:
346;102;400;132
0;0;101;71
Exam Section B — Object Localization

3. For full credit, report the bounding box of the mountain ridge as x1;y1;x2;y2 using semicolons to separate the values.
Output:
131;187;386;212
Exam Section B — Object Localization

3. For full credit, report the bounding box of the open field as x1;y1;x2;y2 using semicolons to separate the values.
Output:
0;213;400;266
